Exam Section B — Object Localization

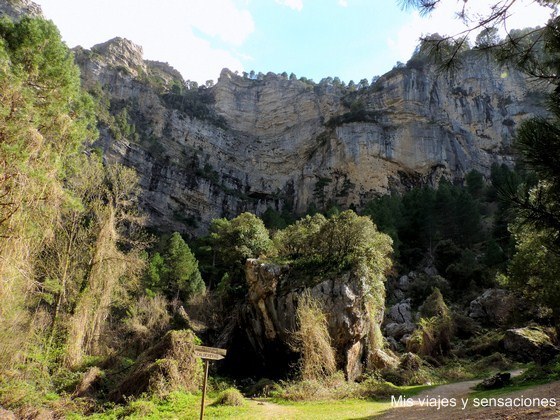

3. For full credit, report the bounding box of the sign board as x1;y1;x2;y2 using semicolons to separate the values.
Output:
195;345;227;419
194;345;227;360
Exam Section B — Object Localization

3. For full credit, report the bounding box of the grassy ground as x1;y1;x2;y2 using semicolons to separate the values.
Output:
73;385;432;419
72;392;387;419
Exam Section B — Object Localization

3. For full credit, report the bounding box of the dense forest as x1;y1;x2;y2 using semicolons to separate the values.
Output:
1;5;560;419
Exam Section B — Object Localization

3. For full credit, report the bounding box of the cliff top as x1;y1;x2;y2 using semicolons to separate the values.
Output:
91;37;145;71
0;0;42;20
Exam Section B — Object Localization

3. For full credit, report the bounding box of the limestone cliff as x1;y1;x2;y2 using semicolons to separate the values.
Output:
0;0;42;20
74;37;547;234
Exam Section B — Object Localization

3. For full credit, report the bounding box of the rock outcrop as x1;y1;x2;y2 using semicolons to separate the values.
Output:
239;258;382;380
503;326;559;363
0;0;42;20
71;37;547;234
384;299;416;345
469;288;518;326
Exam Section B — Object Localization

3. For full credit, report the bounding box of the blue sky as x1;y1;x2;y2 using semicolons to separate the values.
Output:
38;0;553;84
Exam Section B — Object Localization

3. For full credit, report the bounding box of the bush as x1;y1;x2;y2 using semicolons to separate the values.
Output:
419;288;450;318
407;289;454;358
408;274;451;307
379;366;433;386
212;388;245;406
407;316;453;357
463;330;505;356
273;372;356;401
275;210;392;277
358;379;401;399
108;330;202;402
124;294;171;354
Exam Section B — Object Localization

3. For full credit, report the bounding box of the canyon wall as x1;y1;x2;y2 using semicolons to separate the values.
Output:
74;37;546;234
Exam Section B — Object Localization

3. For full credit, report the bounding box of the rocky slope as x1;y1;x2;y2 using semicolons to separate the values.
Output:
74;37;547;234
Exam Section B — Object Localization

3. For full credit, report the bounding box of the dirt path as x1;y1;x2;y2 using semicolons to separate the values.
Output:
247;399;299;419
378;373;560;420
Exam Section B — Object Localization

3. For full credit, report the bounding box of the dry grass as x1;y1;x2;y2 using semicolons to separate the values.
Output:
294;291;337;380
274;372;358;401
212;387;245;406
65;203;145;367
65;206;122;367
124;294;171;354
109;330;202;402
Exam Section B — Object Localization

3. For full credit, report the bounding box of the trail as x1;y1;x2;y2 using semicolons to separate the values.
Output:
246;399;299;419
377;371;560;420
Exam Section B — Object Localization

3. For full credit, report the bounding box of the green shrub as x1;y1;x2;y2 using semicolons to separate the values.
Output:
213;388;245;406
358;379;400;399
407;289;455;358
379;366;433;386
121;399;157;417
464;330;505;356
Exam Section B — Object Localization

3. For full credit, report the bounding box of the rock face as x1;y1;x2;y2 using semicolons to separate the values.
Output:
387;299;413;324
72;37;548;234
469;288;517;326
503;327;559;363
384;299;416;344
0;0;42;20
239;259;381;380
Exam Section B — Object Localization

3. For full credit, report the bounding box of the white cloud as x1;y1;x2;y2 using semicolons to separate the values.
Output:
387;0;554;66
275;0;303;12
38;0;255;83
187;0;255;46
338;0;348;7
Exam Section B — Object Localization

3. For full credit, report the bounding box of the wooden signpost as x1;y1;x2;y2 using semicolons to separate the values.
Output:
194;345;227;420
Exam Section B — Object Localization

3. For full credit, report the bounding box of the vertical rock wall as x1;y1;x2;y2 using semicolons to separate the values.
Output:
73;38;547;234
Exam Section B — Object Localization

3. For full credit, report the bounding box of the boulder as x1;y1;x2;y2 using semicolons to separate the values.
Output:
399;352;423;371
384;322;416;340
423;266;438;277
477;372;511;390
397;275;410;292
400;334;412;346
386;336;399;351
369;348;400;370
392;288;406;302
503;327;559;363
469;289;517;326
387;299;413;324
